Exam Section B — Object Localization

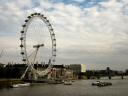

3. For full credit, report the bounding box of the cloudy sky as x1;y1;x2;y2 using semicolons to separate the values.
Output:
0;0;128;70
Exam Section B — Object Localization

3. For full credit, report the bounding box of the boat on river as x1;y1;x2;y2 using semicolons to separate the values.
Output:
92;81;100;86
92;81;112;87
10;83;30;88
64;80;72;85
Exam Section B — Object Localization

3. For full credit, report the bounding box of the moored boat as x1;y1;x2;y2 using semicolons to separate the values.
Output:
64;80;72;85
11;83;30;88
92;81;100;86
92;81;112;87
97;82;112;87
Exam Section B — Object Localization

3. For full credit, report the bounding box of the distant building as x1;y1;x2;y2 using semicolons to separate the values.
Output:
81;64;86;73
65;64;86;79
67;64;86;73
34;64;66;79
0;63;86;80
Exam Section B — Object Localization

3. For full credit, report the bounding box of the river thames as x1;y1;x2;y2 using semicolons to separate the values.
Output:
0;79;128;96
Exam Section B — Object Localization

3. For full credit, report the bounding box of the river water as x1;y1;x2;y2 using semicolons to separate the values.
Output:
0;79;128;96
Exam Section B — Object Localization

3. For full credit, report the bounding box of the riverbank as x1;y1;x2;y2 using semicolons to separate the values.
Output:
0;79;24;88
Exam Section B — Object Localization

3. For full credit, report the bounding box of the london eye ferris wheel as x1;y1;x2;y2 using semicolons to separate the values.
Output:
20;12;56;79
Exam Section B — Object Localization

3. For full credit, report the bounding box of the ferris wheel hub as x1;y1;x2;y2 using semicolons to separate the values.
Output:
33;44;44;48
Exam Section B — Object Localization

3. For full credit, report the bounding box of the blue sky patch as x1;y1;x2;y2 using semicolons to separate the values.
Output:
50;0;109;8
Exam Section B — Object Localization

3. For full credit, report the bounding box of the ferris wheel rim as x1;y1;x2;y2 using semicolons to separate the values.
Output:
20;12;56;65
